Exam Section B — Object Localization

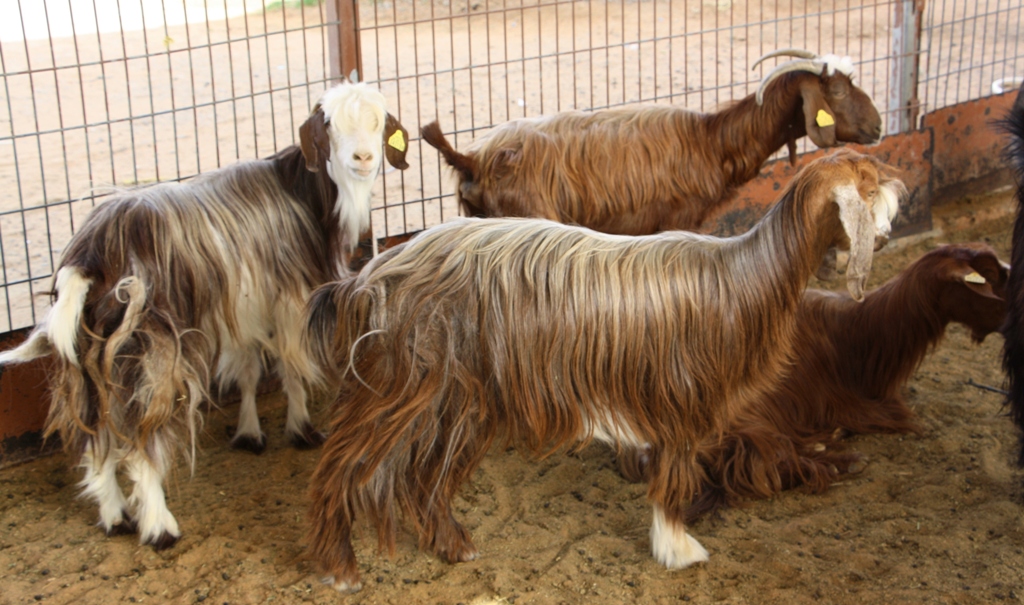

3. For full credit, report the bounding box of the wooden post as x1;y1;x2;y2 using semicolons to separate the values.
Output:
327;0;363;83
887;0;924;134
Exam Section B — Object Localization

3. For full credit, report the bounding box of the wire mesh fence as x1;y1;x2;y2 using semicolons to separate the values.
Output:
1;0;1021;333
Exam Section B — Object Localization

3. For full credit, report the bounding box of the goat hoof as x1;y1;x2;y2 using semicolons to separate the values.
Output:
436;541;480;564
105;513;137;536
290;423;327;450
453;546;480;563
323;575;362;594
846;456;869;475
148;531;180;551
231;433;268;455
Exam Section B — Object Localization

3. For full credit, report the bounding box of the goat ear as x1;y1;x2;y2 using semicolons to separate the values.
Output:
957;269;1004;301
801;80;839;148
833;183;875;301
383;113;410;170
299;105;331;173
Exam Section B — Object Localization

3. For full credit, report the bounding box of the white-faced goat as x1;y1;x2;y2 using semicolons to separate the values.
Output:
617;243;1008;520
421;49;883;234
0;81;409;550
302;149;904;592
1001;79;1024;468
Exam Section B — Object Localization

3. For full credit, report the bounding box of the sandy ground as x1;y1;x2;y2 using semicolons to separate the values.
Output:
0;186;1022;605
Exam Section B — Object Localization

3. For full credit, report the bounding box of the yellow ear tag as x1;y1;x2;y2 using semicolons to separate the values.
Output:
964;271;987;284
387;130;406;152
815;109;835;128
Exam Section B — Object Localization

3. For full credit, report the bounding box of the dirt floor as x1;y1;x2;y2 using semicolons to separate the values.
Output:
0;186;1022;605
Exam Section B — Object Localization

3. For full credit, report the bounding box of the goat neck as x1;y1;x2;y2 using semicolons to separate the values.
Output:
735;161;840;299
269;145;350;280
803;274;946;404
705;73;807;186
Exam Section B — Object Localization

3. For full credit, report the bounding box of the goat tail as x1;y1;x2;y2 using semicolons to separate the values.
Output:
307;288;493;572
420;120;478;182
0;266;93;367
1001;81;1024;468
303;276;372;383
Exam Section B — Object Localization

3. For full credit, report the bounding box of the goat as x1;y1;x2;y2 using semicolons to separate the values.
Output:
1001;80;1024;468
303;149;904;592
421;49;882;235
617;243;1008;521
0;81;410;550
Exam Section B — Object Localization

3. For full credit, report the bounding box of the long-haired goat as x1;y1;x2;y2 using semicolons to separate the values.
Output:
303;149;904;592
617;243;1008;520
421;49;882;234
0;82;410;550
1001;80;1024;468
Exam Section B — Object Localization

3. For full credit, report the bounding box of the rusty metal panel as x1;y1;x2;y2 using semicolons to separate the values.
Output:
925;90;1019;204
0;329;55;468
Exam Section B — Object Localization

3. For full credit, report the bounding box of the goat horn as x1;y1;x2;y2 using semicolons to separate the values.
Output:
755;59;825;105
751;48;819;71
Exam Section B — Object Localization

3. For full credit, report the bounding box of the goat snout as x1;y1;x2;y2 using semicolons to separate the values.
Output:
851;123;882;144
864;122;882;142
349;151;378;178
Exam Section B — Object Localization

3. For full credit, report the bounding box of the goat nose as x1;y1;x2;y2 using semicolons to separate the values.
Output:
353;151;374;163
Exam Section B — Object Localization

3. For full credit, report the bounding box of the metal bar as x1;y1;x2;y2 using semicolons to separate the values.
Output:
327;0;362;82
888;0;921;135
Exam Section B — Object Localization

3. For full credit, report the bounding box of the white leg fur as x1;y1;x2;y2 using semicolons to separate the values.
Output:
234;376;262;441
125;438;180;547
219;349;266;451
650;505;709;569
273;299;321;444
280;361;311;438
79;439;130;533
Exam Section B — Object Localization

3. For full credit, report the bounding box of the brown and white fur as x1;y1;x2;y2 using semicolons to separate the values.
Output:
421;50;882;234
303;149;904;592
617;243;1008;521
0;81;409;550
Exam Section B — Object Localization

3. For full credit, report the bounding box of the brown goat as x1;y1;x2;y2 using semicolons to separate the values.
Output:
303;149;904;592
617;243;1008;522
421;50;882;234
0;82;409;550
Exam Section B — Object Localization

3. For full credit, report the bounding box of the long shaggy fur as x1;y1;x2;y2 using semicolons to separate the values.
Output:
617;243;1008;519
0;81;409;549
304;150;903;592
421;67;881;234
1001;81;1024;468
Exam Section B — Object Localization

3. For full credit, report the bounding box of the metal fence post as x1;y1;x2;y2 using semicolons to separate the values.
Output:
888;0;924;134
327;0;363;83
